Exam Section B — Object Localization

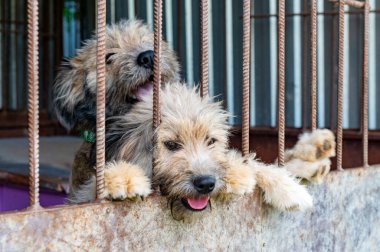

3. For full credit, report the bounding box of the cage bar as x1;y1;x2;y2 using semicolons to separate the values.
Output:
310;0;317;130
95;0;106;199
242;0;250;156
165;0;174;49
226;0;234;125
185;0;194;86
27;0;40;208
277;0;286;166
336;0;345;170
153;0;162;129
128;0;135;20
200;0;209;97
362;0;369;167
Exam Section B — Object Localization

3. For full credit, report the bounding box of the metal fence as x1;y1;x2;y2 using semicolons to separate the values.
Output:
3;0;374;209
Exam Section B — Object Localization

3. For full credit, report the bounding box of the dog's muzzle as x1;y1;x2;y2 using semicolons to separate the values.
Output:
180;175;216;211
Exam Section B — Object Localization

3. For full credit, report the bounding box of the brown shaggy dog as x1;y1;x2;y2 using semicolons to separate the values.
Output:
53;20;180;131
69;83;329;219
53;20;180;192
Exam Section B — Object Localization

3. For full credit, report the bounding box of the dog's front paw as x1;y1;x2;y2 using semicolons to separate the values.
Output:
223;151;256;195
285;158;331;184
254;165;313;211
104;161;151;200
263;180;313;211
290;129;336;162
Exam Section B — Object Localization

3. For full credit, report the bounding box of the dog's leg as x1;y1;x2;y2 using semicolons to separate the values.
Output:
247;158;313;211
222;150;256;195
286;129;336;163
104;160;152;200
285;158;331;184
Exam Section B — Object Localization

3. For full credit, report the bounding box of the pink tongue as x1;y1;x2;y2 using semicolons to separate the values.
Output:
135;82;153;101
187;196;209;210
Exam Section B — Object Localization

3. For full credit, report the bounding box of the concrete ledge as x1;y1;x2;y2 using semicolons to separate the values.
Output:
1;166;379;251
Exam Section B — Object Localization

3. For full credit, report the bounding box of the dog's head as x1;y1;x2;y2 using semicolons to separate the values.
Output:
53;20;180;130
152;84;231;218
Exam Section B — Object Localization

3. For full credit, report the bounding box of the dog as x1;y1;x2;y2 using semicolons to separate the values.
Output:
53;20;180;131
69;83;323;220
53;20;180;192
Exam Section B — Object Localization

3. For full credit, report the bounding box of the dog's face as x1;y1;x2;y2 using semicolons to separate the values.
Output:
152;84;230;217
53;20;180;130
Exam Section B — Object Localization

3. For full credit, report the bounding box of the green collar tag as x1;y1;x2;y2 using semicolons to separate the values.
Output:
81;130;96;143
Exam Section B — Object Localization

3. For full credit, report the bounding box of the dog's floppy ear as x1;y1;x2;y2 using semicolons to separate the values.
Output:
53;60;86;130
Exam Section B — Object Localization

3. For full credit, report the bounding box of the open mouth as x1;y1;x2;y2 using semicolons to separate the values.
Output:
128;75;154;103
181;196;210;211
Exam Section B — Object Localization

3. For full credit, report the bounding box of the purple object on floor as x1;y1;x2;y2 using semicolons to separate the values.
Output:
0;183;67;212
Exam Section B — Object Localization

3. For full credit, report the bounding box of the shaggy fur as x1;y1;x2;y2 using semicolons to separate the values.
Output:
55;20;180;193
282;129;336;184
53;20;180;131
69;83;318;218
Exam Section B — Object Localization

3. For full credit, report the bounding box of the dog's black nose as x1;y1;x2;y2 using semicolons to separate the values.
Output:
193;175;216;194
137;50;154;70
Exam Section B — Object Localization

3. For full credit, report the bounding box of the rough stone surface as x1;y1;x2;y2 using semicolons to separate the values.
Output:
0;166;379;251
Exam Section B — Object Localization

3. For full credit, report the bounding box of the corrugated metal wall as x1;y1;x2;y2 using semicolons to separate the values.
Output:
0;0;379;129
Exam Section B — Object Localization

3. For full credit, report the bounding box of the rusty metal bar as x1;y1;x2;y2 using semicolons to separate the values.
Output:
337;0;345;170
153;0;162;129
95;0;106;199
310;0;317;130
242;0;250;156
277;0;286;166
27;0;40;208
362;0;369;167
200;0;208;97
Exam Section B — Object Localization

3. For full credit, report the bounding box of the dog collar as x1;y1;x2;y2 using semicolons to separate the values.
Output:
80;129;96;143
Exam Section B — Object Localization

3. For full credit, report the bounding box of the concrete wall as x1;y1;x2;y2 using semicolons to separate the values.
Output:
1;166;379;251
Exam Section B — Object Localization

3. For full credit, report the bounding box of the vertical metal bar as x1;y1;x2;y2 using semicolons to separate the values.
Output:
362;0;369;167
208;0;215;98
128;0;135;20
269;0;277;127
249;2;255;127
343;3;350;129
277;0;286;166
337;0;345;170
165;0;174;49
293;0;302;128
110;0;116;23
27;0;40;208
185;0;194;86
200;0;209;97
368;0;376;130
153;0;162;129
226;0;234;124
317;0;326;128
147;0;154;31
96;0;106;199
10;0;17;110
301;0;308;130
242;0;250;155
310;0;317;130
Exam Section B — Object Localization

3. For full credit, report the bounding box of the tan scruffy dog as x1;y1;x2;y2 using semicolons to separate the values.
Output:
69;83;335;219
53;20;180;131
53;20;180;195
283;129;336;184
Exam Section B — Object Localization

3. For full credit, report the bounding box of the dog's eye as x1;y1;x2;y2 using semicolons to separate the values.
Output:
164;141;182;151
207;138;217;146
106;53;116;64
